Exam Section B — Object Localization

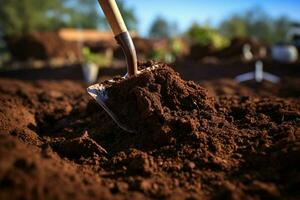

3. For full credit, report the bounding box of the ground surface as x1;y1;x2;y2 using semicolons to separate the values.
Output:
0;61;299;200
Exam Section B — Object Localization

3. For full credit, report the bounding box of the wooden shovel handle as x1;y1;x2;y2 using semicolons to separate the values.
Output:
98;0;127;35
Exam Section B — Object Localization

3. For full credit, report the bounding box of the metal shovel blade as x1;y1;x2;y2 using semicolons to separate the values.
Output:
87;65;160;133
87;81;135;133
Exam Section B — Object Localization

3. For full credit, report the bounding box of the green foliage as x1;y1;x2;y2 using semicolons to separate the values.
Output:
219;7;292;44
170;38;184;55
82;47;111;67
0;38;10;68
149;16;172;39
219;16;247;38
149;38;185;63
0;52;11;68
63;0;105;29
0;0;70;35
273;16;291;43
186;23;229;49
0;0;138;35
150;49;175;63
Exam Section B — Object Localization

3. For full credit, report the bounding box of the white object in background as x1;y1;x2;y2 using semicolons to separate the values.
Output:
243;44;253;61
255;60;263;82
82;63;99;84
235;60;280;83
263;72;280;83
271;44;298;63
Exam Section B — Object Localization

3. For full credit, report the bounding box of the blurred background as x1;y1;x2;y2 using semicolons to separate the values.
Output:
0;0;299;96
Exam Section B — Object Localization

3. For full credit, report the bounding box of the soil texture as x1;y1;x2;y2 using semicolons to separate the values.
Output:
0;61;299;200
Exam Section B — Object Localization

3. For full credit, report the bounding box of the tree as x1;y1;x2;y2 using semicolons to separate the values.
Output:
64;0;105;29
245;7;274;43
0;0;69;35
0;0;138;35
148;16;174;39
186;23;229;49
56;0;137;30
218;7;293;44
273;16;292;43
219;16;247;38
63;0;138;31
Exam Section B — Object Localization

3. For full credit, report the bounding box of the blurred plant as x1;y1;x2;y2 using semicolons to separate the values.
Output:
149;38;186;63
0;52;11;68
273;16;292;43
170;37;186;56
0;0;71;35
63;0;104;30
186;23;229;49
219;7;293;44
65;0;137;31
0;0;138;35
0;37;11;67
82;47;111;67
219;16;248;38
150;49;175;63
148;16;177;39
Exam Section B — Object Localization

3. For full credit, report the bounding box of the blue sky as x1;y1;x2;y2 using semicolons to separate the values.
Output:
120;0;300;36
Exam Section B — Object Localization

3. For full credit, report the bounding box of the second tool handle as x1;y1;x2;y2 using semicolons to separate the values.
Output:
98;0;127;35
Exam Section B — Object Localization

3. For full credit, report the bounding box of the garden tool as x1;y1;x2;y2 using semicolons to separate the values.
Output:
235;60;280;83
97;0;138;76
87;0;158;132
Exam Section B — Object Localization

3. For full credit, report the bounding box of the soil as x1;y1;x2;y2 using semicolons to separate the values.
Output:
187;37;265;61
0;61;299;200
216;37;265;59
4;32;81;61
188;44;217;60
199;77;300;98
173;58;300;81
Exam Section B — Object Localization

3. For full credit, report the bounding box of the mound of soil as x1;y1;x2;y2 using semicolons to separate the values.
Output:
100;61;215;149
187;37;265;62
188;44;217;60
0;61;300;199
217;37;265;59
4;32;81;61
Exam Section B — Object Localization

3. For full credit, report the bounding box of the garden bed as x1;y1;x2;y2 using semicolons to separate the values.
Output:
0;61;299;200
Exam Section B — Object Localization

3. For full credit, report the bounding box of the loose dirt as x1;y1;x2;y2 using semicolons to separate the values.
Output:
0;61;299;200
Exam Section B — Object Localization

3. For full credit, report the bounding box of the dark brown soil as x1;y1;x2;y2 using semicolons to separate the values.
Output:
188;44;217;60
187;37;265;61
173;58;300;81
216;37;265;59
0;61;299;200
199;78;300;98
100;61;215;150
4;32;81;61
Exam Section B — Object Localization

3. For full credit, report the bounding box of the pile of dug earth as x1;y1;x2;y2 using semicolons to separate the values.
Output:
0;61;299;200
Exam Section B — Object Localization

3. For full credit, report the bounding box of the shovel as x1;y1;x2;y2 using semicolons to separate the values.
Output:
87;0;149;133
